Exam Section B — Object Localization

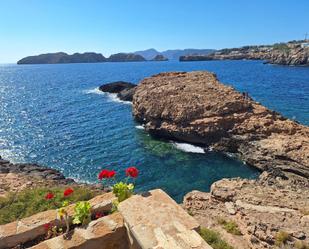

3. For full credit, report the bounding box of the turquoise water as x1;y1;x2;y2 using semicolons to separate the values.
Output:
0;60;308;202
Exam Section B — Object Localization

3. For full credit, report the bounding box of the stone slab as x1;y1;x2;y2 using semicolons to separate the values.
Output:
118;189;212;249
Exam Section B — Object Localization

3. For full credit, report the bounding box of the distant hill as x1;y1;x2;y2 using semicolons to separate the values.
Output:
17;48;216;64
134;49;160;60
134;48;216;60
17;52;146;64
17;52;106;64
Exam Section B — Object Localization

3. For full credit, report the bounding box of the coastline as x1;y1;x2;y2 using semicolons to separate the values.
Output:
0;156;102;197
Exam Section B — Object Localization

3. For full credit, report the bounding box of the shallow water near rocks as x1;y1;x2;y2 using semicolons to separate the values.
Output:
0;60;308;202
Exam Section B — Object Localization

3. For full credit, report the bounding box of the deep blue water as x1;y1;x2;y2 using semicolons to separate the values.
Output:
0;60;308;202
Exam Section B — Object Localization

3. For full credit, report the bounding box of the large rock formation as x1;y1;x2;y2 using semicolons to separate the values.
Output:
132;71;309;181
99;81;136;101
183;173;309;249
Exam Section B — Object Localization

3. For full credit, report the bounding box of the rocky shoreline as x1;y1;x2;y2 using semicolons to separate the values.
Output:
0;156;101;197
132;71;309;182
130;71;309;248
180;41;309;66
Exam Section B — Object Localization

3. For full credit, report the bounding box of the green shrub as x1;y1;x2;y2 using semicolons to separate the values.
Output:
0;186;97;225
199;227;234;249
217;218;242;235
275;231;291;247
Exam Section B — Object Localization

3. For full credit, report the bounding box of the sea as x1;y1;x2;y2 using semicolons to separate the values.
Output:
0;60;308;202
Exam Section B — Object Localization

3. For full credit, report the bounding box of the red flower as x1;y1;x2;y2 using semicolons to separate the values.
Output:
95;212;104;219
98;169;116;180
98;169;109;180
45;192;54;200
126;167;139;178
43;223;51;230
63;188;74;197
107;170;116;178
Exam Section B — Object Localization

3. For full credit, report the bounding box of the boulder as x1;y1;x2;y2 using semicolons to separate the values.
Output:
99;81;136;101
132;71;309;181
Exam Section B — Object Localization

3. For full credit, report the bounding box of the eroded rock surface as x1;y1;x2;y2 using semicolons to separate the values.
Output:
183;174;309;249
133;71;309;181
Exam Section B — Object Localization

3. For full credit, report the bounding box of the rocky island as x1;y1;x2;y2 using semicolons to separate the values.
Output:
180;41;309;66
17;52;146;64
107;53;146;62
17;52;107;64
151;54;168;61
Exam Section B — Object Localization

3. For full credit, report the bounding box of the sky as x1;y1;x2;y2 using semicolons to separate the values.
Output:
0;0;309;63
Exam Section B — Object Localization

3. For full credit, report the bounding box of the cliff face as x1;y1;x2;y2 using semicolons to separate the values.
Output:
180;42;309;66
132;71;309;180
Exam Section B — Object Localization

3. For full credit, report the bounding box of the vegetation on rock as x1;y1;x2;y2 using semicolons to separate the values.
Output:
217;218;242;235
0;186;96;224
199;227;234;249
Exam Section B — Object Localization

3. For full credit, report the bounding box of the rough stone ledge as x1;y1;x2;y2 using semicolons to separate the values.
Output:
0;192;115;249
118;189;213;249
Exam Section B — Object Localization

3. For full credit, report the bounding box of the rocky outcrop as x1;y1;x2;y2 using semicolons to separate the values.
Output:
0;156;101;197
183;173;309;249
17;52;107;64
107;53;146;62
180;42;309;66
99;81;136;101
132;71;309;181
151;54;168;61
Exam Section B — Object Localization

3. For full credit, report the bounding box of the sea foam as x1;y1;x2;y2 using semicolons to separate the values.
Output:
172;142;205;154
83;87;132;105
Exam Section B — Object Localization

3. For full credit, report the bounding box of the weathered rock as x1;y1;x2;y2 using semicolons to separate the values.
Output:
183;176;309;249
132;71;309;181
99;81;136;101
118;189;212;249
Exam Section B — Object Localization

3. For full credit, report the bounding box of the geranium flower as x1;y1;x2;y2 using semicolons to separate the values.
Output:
107;170;116;178
98;169;116;179
98;169;109;180
95;212;104;219
45;192;54;200
63;187;74;197
125;167;139;178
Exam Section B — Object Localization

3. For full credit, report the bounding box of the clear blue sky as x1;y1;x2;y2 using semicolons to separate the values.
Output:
1;0;308;63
